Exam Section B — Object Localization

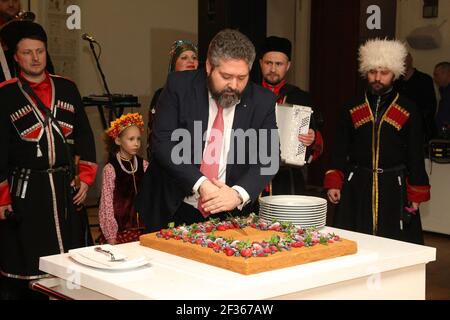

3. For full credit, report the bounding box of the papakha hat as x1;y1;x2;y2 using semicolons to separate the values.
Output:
358;38;408;80
0;20;47;52
260;36;292;61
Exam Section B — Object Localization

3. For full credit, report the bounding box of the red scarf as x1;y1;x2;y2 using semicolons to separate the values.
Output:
262;79;286;104
20;71;52;110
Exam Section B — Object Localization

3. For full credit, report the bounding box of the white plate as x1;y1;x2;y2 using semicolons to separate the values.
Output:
262;213;326;219
260;195;327;206
260;206;327;211
260;216;326;223
68;247;151;271
260;204;327;210
260;210;326;217
260;208;327;215
260;220;326;226
259;215;326;222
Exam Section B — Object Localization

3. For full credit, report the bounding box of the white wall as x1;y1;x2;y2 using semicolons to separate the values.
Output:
30;0;198;200
77;0;197;153
267;0;311;90
295;0;311;91
396;0;450;80
78;0;197;198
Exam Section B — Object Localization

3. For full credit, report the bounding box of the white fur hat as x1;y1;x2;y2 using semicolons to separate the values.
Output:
358;38;408;80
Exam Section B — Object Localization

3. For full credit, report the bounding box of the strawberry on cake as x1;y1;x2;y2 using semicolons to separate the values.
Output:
140;214;357;275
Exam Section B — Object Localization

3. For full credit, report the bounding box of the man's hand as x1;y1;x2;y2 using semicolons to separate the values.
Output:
199;179;220;200
73;181;89;206
327;189;341;204
412;202;419;211
198;180;220;214
298;129;315;147
201;179;242;214
0;205;13;221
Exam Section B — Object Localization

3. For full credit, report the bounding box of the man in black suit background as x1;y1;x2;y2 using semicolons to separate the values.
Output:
395;53;437;145
136;29;280;231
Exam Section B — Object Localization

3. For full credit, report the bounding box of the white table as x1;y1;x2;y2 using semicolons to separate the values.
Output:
38;227;436;300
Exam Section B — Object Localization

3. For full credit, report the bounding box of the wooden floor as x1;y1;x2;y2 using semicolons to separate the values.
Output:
88;208;450;300
424;232;450;300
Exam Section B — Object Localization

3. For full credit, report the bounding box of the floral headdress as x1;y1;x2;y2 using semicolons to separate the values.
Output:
106;113;144;139
168;39;198;73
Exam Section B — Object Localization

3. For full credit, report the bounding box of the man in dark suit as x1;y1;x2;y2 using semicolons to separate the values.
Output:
136;29;280;231
395;53;437;144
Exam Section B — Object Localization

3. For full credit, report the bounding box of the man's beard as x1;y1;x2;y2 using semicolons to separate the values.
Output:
369;81;393;95
264;73;283;86
208;76;243;108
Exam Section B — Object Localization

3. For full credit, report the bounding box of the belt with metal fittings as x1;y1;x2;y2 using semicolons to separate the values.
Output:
10;166;70;199
355;165;406;174
34;166;71;174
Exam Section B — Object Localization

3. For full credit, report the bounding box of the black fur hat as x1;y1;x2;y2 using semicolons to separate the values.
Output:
1;20;47;52
260;36;292;61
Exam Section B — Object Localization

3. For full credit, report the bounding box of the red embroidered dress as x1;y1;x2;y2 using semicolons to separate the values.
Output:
98;155;148;244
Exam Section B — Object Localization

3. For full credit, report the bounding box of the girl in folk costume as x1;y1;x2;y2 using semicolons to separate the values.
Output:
99;113;148;244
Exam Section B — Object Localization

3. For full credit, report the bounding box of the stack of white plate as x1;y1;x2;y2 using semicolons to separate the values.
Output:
259;195;327;229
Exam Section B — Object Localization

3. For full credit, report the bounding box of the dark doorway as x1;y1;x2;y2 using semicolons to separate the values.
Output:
308;0;397;187
198;0;267;79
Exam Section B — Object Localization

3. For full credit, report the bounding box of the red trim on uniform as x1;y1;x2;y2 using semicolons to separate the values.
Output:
385;105;410;130
23;126;43;140
406;179;431;203
349;103;372;129
78;161;98;186
60;126;71;137
324;170;344;190
0;180;12;206
310;130;324;161
0;77;18;89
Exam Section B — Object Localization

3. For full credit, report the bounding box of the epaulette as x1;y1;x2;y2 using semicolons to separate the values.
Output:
0;77;18;89
385;104;410;131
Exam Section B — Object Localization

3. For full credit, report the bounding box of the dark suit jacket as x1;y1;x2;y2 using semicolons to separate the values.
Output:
136;69;280;232
395;69;437;142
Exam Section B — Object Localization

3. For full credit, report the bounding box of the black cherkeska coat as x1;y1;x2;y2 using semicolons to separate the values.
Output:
329;88;429;244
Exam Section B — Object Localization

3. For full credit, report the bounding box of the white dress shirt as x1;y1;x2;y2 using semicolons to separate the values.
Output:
184;92;250;210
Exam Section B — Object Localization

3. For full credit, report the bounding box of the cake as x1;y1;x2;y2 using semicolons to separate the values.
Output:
139;214;357;275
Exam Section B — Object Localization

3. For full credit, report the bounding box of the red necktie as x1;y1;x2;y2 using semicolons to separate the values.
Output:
198;105;224;218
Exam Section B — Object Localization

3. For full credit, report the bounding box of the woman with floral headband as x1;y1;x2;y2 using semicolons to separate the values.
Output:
98;113;149;244
147;39;199;160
